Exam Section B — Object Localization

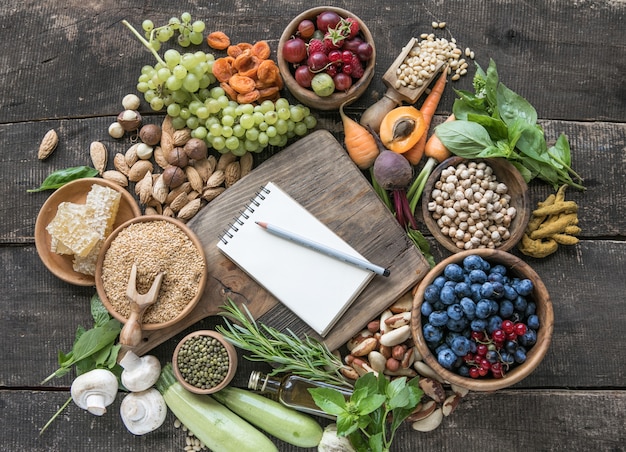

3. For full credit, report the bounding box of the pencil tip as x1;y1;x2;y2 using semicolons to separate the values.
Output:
256;221;267;228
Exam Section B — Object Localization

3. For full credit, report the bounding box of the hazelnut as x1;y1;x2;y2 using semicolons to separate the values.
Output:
117;110;142;131
162;166;186;189
165;147;189;167
183;138;208;160
122;94;141;110
108;121;125;139
139;124;162;146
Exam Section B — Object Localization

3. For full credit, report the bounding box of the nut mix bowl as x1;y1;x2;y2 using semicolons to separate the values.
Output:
35;177;142;286
95;215;207;331
411;249;554;392
421;157;531;253
172;330;238;394
277;6;376;110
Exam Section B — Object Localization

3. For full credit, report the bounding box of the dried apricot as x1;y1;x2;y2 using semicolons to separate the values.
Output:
257;59;281;85
227;45;244;58
212;57;235;83
237;42;253;52
207;31;231;50
237;90;260;104
233;54;260;79
220;82;238;101
229;74;256;94
251;40;271;60
258;86;280;101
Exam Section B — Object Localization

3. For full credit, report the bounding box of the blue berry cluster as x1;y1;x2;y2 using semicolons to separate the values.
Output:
420;254;540;379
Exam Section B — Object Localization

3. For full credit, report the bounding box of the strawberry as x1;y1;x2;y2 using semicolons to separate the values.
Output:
342;17;360;39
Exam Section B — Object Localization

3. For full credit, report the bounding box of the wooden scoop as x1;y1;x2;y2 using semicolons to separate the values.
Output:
119;263;164;352
360;37;444;133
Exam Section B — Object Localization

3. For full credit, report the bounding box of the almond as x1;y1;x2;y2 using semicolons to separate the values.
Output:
162;206;175;218
137;171;153;205
177;198;202;221
125;143;139;167
172;128;191;147
201;186;225;202
166;182;191;205
89;141;108;175
239;152;253;177
38;129;59;160
113;152;131;176
159;131;174;155
185;165;204;193
128;160;153;182
224;161;241;188
153;145;169;169
193;157;215;182
169;191;189;213
216;152;237;171
102;170;128;187
206;169;225;188
152;175;169;204
161;115;176;137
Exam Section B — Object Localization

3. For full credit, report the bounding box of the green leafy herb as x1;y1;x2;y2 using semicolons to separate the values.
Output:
435;59;585;190
27;166;99;192
39;294;122;435
216;299;352;387
310;372;423;452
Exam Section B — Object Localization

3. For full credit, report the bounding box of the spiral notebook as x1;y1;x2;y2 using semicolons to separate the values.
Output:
217;181;376;336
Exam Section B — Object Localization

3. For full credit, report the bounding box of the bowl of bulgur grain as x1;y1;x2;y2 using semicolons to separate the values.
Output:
95;215;207;330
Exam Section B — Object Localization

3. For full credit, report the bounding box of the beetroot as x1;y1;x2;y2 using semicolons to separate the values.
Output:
373;150;416;229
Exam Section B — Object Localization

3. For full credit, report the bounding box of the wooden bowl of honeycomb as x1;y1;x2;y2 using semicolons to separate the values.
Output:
35;178;141;286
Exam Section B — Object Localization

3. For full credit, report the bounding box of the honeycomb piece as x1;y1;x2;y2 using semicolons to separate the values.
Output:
46;202;100;257
85;184;121;239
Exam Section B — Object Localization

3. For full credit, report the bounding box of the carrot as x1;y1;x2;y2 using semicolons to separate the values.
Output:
424;113;455;162
403;69;448;165
339;102;379;170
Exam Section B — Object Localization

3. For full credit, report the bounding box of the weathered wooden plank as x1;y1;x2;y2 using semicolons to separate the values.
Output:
4;389;624;451
0;0;623;123
2;239;624;389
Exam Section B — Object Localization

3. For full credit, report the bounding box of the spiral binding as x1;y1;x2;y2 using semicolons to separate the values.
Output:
219;185;271;244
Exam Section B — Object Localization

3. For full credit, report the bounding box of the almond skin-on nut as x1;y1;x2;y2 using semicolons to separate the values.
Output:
38;129;59;160
113;152;131;176
89;141;108;175
177;197;202;221
442;394;461;416
350;337;378;357
201;187;225;202
102;170;128;187
407;400;437;422
128;160;153;182
419;377;446;403
239;152;253;177
411;407;443;432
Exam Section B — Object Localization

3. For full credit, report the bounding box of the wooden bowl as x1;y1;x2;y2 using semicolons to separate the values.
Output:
278;7;376;110
34;177;141;286
95;215;207;331
172;330;238;394
422;157;530;253
411;249;554;392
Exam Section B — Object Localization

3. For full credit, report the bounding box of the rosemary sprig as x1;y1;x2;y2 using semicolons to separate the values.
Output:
216;299;352;388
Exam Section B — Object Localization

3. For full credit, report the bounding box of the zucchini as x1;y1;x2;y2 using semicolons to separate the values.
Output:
211;387;323;448
156;364;277;452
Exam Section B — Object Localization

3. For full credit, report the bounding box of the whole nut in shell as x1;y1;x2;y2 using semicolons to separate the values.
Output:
162;165;186;189
183;138;208;160
139;124;162;146
165;147;189;168
117;110;142;132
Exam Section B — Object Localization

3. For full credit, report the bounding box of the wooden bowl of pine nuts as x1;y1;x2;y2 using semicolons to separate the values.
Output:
421;157;530;253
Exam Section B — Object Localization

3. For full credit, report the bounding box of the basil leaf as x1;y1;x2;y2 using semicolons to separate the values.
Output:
484;59;500;111
467;113;509;141
548;134;572;167
496;81;538;128
70;318;121;364
356;394;386;416
28;166;98;192
90;294;111;328
309;387;347;415
435;120;494;157
368;433;385;452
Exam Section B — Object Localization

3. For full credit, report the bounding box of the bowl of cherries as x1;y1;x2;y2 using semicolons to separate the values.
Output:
278;7;376;110
411;249;554;392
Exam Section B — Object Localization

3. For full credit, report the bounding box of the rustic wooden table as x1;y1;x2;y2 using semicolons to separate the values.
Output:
1;1;624;451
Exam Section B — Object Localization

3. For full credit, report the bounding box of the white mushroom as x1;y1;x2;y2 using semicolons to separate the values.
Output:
120;388;167;435
119;351;161;392
70;368;118;416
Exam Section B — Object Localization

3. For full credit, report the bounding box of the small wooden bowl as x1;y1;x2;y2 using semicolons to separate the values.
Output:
34;178;141;286
278;7;376;110
422;157;530;253
411;249;554;392
95;215;207;331
172;330;238;394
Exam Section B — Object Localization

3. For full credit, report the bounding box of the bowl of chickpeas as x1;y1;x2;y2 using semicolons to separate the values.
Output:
421;157;530;253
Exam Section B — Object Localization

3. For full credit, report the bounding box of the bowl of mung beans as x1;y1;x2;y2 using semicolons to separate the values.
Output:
422;157;530;253
95;215;207;331
172;330;238;394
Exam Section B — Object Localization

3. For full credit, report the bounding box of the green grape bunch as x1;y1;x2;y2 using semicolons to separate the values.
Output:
122;14;317;157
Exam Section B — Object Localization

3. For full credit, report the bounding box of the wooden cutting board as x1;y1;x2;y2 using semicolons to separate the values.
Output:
135;129;430;353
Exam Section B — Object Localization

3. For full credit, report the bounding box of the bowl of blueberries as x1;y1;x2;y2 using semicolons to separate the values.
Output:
411;249;553;391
